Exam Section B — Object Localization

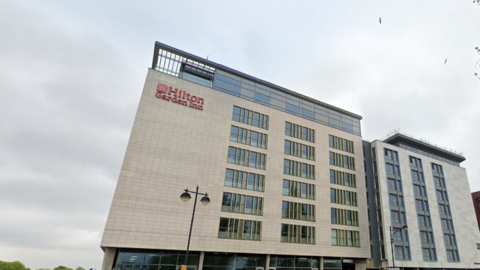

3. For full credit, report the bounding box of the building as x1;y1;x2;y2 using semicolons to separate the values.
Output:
363;134;480;269
473;191;480;231
100;42;480;270
100;42;369;270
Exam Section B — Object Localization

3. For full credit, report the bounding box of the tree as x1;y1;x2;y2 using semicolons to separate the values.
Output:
53;266;73;270
75;267;85;270
0;261;28;270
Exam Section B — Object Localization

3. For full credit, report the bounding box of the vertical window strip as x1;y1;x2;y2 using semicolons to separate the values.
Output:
331;188;358;206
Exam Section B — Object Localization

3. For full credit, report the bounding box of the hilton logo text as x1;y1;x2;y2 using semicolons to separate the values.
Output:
155;83;204;110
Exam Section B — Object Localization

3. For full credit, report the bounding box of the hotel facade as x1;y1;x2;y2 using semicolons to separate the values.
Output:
100;42;480;270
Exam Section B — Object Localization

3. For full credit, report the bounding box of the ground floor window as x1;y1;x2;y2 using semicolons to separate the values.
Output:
270;255;319;270
114;250;200;270
203;253;265;270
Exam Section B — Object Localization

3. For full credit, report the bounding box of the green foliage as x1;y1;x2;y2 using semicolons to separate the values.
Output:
53;266;73;270
0;261;28;270
75;267;85;270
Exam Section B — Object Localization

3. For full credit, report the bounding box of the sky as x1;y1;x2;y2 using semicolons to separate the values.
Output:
0;0;479;269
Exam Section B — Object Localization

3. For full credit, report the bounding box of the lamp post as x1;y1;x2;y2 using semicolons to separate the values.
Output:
180;186;210;270
389;225;408;270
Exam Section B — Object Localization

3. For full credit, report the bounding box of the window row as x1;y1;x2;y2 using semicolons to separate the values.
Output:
444;233;457;246
230;126;268;149
280;224;315;244
330;188;358;206
221;192;263;215
284;140;315;161
285;122;315;143
218;217;261;240
331;208;359;226
433;176;446;188
331;229;360;247
329;135;354;154
224;169;264;192
330;169;357;188
329;152;355;170
388;178;403;192
420;231;435;244
232;106;269;129
283;179;315;200
284;159;315;180
227;146;266;170
415;199;430;212
441;218;454;231
281;201;315;221
446;249;460;262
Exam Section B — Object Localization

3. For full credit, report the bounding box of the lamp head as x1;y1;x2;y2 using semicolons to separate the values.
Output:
402;225;408;231
200;194;210;205
180;190;191;202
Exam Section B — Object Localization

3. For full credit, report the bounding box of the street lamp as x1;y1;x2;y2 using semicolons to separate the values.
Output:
179;186;210;270
390;225;408;269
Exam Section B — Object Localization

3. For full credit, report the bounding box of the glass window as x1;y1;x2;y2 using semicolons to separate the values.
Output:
286;103;300;115
254;92;270;105
302;108;314;120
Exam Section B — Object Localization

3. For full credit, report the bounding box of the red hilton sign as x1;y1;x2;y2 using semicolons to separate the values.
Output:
155;83;204;110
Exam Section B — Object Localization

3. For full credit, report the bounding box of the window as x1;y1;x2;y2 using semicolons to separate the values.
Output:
413;185;422;196
329;135;354;154
389;195;398;207
422;248;432;261
283;179;315;199
329;152;355;170
222;192;263;215
218;217;261;240
418;215;427;227
388;179;396;191
385;149;393;160
416;200;424;211
331;208;359;226
330;188;358;206
386;164;394;174
444;234;453;245
285;122;314;142
410;157;417;167
228;146;266;169
391;210;400;223
331;229;360;247
284;140;315;160
394;246;404;260
411;171;419;182
232;106;268;129
224;169;264;192
281;224;315;244
282;201;315;221
420;232;428;243
230;126;268;149
284;159;315;179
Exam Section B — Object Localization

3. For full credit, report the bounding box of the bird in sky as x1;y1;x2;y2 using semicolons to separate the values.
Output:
445;59;447;64
379;17;382;24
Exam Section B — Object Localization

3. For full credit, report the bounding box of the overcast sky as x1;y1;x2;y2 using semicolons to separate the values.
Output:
1;0;479;269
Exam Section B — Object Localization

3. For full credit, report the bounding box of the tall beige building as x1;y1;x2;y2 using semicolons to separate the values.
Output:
101;42;369;270
100;42;480;270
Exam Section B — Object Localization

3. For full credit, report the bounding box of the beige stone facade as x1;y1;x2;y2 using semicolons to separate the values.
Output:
101;68;369;268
